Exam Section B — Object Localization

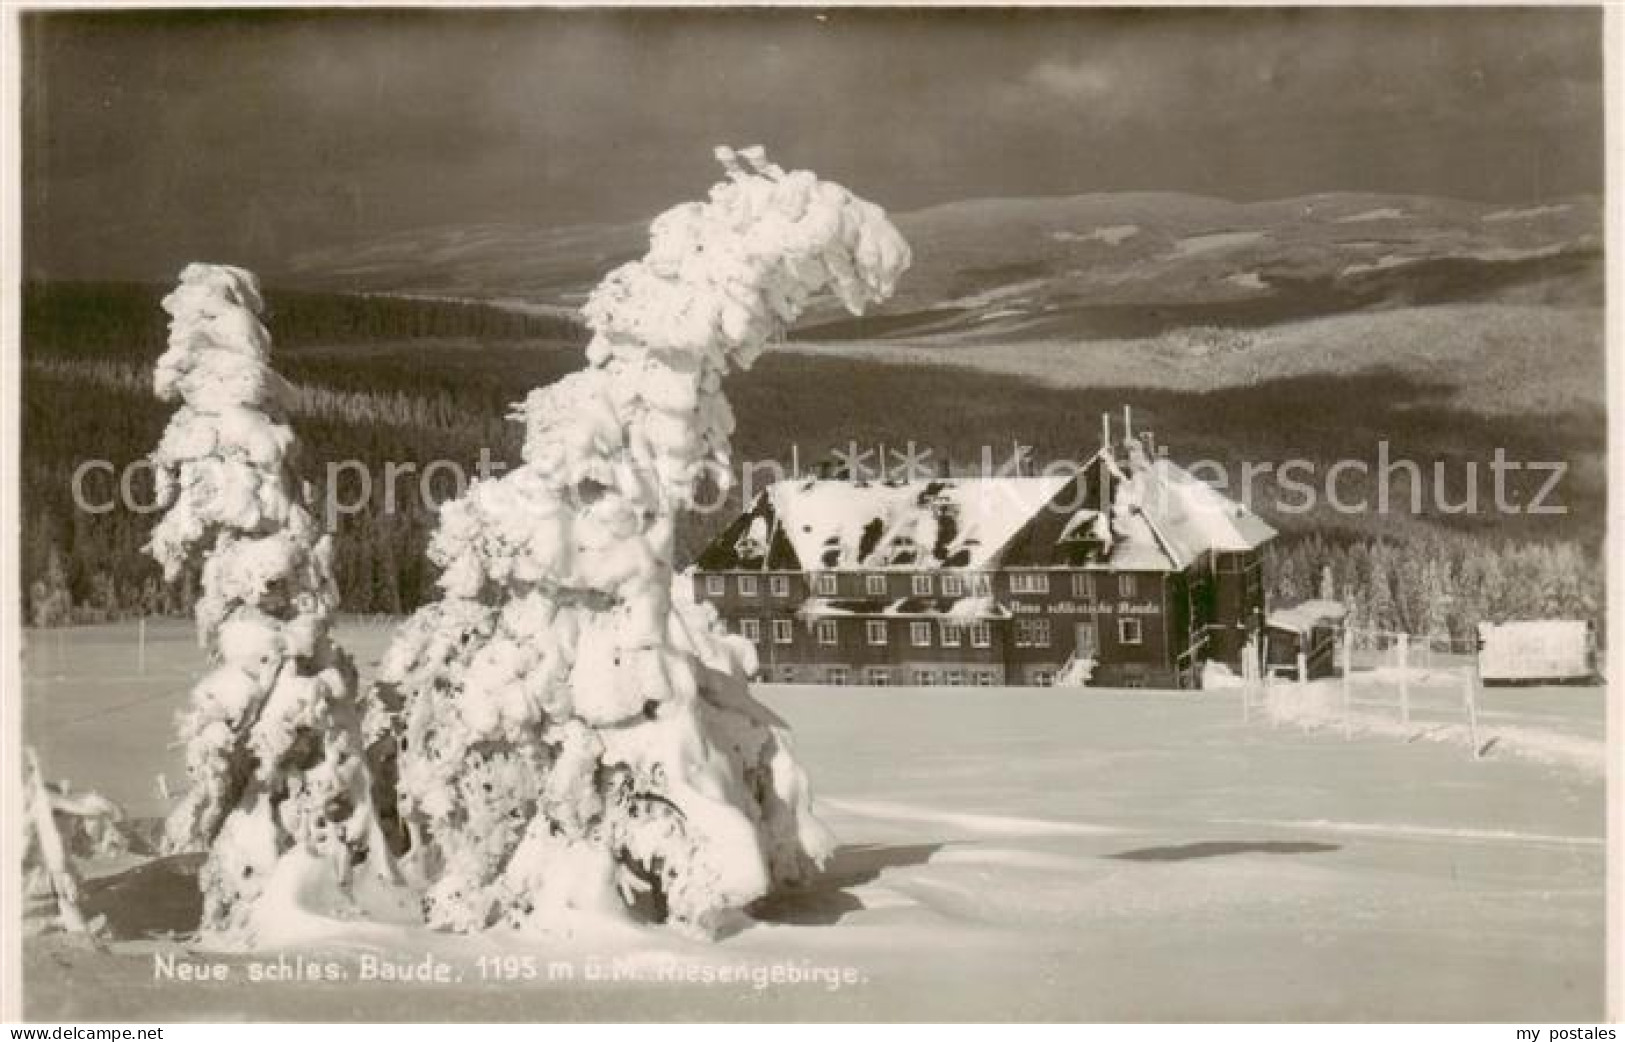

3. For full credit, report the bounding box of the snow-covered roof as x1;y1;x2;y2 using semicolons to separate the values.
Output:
798;596;1010;620
1125;457;1276;568
768;476;1071;571
1266;599;1348;635
696;446;1275;575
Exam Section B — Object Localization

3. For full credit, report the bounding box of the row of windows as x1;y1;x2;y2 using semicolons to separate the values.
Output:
842;573;996;597
1014;572;1140;598
738;618;795;644
706;571;1142;599
706;574;794;597
736;615;1142;646
853;619;993;648
765;667;1066;687
823;666;1001;687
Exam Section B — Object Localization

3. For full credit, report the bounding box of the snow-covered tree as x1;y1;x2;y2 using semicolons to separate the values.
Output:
146;263;400;939
373;147;911;936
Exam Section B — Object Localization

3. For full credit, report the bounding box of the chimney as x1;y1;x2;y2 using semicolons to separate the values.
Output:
1099;412;1112;515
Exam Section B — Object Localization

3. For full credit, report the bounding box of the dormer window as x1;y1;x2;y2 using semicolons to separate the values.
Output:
733;516;770;562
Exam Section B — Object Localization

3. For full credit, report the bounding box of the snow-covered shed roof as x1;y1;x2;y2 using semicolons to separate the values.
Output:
1266;600;1348;635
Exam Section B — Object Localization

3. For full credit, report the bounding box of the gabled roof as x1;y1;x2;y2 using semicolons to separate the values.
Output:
694;492;803;571
1135;456;1276;564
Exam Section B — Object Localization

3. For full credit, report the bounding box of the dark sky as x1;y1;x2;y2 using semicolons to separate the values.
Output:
22;6;1604;282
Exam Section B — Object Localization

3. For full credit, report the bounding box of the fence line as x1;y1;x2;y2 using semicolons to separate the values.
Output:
1246;624;1486;760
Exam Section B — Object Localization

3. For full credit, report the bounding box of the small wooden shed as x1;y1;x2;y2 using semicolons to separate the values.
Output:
1263;600;1347;681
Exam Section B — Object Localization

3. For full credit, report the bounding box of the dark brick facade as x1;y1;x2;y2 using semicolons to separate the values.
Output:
691;550;1265;689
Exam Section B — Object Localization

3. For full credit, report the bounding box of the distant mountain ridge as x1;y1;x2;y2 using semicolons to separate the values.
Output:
274;189;1602;342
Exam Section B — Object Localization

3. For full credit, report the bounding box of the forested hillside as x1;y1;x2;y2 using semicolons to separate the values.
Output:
19;282;1604;638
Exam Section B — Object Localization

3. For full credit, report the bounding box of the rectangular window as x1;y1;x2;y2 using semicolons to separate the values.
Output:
912;574;933;596
940;622;963;647
770;575;790;597
941;574;965;597
1118;573;1137;598
865;667;891;687
910;621;932;647
817;619;839;646
1119;617;1143;645
913;669;936;686
1010;572;1049;595
827;666;848;686
976;671;996;687
1015;619;1050;647
772;619;793;645
971;621;992;648
705;575;725;596
866;620;888;646
945;670;965;687
970;574;992;596
739;575;759;596
816;573;838;596
739;618;761;642
866;574;888;596
777;665;796;683
1034;670;1054;687
1072;572;1095;598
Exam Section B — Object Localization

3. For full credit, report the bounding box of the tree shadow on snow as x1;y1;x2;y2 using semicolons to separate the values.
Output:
748;842;944;926
1106;840;1340;862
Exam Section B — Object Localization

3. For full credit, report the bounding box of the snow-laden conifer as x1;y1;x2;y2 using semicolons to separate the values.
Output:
146;263;401;939
374;148;911;935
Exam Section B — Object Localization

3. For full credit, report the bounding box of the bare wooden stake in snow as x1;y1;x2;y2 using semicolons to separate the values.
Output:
23;747;91;935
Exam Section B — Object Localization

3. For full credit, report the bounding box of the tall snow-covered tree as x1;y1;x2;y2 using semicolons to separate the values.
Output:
146;263;400;939
373;147;911;936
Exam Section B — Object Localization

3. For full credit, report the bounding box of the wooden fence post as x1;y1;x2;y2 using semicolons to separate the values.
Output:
1396;632;1411;726
1341;631;1353;739
137;617;147;675
1464;663;1482;759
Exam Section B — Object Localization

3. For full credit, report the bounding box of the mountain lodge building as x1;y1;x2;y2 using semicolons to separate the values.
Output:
690;418;1275;689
